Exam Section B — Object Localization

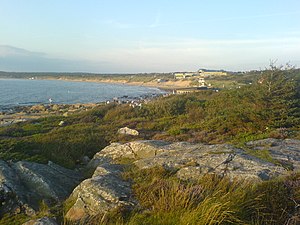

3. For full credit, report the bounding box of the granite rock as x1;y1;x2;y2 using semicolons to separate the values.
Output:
0;160;81;216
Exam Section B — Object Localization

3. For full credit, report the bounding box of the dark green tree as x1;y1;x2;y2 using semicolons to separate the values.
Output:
256;64;300;128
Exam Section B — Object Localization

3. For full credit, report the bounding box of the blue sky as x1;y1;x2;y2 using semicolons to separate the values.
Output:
0;0;300;72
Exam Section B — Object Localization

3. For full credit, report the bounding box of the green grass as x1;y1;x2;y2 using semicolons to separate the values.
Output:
1;67;299;168
4;168;299;225
65;166;299;225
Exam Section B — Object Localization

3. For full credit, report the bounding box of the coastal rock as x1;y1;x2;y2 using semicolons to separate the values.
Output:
88;140;170;169
65;163;135;221
51;105;60;111
0;160;82;216
246;138;300;170
90;140;298;182
66;141;172;222
117;127;139;136
29;105;47;113
65;138;300;221
133;142;287;181
22;217;58;225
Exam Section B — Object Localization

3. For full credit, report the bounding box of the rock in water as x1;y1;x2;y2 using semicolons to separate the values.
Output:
0;160;82;216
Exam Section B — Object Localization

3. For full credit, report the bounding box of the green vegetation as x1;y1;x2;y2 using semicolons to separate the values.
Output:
0;66;299;168
0;200;53;225
0;66;299;224
75;166;300;225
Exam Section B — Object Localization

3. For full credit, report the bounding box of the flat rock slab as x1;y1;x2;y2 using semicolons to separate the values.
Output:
133;142;288;181
90;140;297;182
246;138;300;170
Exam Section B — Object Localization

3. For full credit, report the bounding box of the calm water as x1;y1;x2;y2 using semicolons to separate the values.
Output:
0;79;164;110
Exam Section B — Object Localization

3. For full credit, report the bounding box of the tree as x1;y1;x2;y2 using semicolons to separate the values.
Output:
256;63;300;128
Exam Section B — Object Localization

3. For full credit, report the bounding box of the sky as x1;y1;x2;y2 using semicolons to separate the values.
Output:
0;0;300;73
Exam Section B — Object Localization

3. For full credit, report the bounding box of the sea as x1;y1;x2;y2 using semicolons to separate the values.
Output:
0;79;165;111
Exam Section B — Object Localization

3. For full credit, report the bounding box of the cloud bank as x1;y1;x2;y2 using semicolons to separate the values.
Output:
0;45;111;73
1;38;300;73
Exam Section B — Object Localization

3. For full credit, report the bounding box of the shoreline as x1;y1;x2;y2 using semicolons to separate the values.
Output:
0;76;192;91
0;102;105;127
0;76;192;126
0;77;172;111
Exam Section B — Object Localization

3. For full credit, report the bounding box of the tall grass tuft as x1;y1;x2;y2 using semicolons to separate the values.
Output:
120;166;263;225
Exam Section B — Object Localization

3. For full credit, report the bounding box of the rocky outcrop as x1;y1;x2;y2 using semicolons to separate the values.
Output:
0;103;101;127
0;160;81;216
65;163;135;221
65;138;300;221
246;138;300;170
65;142;171;221
132;141;288;181
89;140;297;182
88;140;169;168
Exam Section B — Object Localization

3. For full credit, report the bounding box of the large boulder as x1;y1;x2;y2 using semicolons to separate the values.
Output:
66;141;171;222
88;140;170;169
0;160;82;216
65;163;135;221
117;127;139;136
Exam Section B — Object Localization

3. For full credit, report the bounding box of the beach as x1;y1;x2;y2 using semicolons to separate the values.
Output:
0;78;172;126
35;76;192;91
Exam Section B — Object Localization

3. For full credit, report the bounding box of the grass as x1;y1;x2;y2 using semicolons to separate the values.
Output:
0;74;298;168
66;166;299;225
0;68;299;224
0;200;53;225
4;168;299;225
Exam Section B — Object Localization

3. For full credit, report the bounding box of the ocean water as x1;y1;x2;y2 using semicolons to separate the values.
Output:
0;79;165;111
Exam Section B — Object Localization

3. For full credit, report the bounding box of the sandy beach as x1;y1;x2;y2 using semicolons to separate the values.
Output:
38;77;192;91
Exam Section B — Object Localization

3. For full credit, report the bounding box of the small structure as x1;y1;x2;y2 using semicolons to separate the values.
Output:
174;72;195;79
198;69;227;77
198;77;206;87
174;69;227;80
156;79;167;83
